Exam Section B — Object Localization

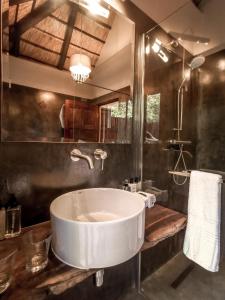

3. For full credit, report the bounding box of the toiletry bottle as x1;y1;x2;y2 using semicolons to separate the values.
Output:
124;183;130;191
5;194;21;238
0;205;6;240
123;179;130;191
135;177;142;191
128;178;137;193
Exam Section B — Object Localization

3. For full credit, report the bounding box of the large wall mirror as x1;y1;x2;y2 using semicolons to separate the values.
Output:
1;0;135;143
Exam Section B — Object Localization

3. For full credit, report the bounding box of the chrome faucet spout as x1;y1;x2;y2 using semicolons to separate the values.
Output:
71;149;94;169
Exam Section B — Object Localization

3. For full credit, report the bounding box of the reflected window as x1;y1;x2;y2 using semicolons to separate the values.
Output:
110;100;133;118
100;100;132;143
145;93;160;143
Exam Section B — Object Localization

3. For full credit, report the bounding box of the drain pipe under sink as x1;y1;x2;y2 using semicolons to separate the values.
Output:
95;269;104;287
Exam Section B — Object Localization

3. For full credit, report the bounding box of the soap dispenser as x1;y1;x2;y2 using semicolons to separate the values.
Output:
5;194;21;238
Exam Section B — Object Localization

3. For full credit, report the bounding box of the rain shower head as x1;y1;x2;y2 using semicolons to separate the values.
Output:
190;56;205;69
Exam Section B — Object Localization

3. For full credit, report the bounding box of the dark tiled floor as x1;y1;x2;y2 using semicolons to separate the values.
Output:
121;252;225;300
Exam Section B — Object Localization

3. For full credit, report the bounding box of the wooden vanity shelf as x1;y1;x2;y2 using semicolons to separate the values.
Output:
1;222;96;300
142;205;187;251
1;205;187;300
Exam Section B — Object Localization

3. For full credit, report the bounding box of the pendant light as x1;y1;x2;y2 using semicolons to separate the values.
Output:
69;4;91;83
70;53;91;82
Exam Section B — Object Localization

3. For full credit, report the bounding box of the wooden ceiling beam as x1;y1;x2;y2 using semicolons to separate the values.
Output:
10;0;67;56
15;0;67;35
10;0;31;5
20;38;60;55
3;11;8;29
17;38;96;66
192;0;202;8
34;27;100;57
9;0;111;30
50;15;105;44
20;38;96;65
31;0;37;11
58;3;78;69
71;43;100;57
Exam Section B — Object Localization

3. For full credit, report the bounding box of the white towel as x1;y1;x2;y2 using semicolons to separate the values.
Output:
183;170;222;272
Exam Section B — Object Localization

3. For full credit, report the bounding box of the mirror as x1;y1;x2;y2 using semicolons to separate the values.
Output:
1;0;135;143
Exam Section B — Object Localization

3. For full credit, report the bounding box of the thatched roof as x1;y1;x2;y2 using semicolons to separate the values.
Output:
3;0;114;71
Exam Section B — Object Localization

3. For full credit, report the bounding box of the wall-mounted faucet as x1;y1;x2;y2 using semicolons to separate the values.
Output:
94;149;107;171
71;149;94;170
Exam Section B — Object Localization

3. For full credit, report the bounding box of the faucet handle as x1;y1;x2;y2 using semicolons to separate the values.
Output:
94;149;107;171
71;149;81;162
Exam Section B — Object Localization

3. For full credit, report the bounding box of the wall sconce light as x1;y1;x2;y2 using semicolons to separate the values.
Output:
151;38;169;63
158;49;169;63
152;38;161;53
145;36;150;54
145;44;150;54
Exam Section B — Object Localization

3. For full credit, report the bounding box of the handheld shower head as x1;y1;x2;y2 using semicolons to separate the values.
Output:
190;56;205;70
176;56;205;142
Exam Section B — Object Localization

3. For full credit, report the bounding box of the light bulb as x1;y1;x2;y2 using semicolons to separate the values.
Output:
158;50;169;63
145;44;150;55
152;38;161;53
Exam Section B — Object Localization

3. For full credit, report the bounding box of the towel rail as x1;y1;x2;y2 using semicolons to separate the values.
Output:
168;170;225;183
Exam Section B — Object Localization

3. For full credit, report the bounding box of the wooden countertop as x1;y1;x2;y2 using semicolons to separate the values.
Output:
1;205;186;299
1;221;96;300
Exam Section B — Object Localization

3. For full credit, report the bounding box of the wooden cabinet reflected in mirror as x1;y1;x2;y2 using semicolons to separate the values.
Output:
62;99;99;142
1;0;135;143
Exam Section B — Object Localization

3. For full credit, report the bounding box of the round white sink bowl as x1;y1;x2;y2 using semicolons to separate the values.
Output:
50;188;145;269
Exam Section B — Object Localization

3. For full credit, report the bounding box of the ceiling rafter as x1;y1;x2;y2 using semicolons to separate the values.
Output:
50;15;106;44
192;0;203;8
5;0;112;72
11;35;96;68
34;26;100;56
14;3;19;22
20;37;60;55
10;0;67;56
4;28;99;65
10;0;32;5
10;0;112;30
3;11;8;29
31;0;37;11
58;2;78;69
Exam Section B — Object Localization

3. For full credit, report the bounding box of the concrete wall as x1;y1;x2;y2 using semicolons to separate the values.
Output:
196;49;225;171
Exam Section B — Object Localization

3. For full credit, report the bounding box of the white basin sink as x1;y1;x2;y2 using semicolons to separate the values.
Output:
50;188;145;269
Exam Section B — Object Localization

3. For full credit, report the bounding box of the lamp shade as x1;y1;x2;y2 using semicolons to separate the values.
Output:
69;54;91;83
